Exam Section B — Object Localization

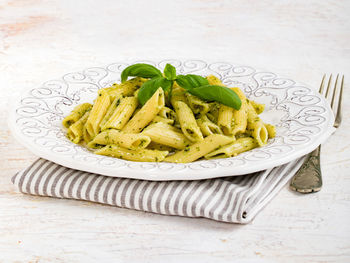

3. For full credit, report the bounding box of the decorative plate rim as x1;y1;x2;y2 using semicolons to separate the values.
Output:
8;59;335;181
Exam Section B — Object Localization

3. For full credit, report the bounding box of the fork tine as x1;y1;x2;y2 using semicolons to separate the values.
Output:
325;74;333;98
334;75;344;128
331;74;339;109
319;74;326;93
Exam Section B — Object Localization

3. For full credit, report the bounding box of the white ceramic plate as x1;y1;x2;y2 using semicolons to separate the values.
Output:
9;60;335;181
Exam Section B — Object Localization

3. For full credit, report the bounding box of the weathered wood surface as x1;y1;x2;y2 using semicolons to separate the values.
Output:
0;0;349;262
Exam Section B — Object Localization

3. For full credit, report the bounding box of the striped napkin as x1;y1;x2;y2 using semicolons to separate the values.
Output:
12;158;304;223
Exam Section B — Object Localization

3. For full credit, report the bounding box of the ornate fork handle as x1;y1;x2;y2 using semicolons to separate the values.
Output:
290;146;322;193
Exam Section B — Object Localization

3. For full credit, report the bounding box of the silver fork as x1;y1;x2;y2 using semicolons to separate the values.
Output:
290;74;344;193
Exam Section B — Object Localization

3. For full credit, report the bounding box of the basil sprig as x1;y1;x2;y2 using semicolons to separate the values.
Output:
120;63;241;110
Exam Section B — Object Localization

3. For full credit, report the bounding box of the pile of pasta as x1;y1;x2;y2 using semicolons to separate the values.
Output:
62;75;275;163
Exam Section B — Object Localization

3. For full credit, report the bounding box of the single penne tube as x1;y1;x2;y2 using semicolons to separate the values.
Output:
164;134;233;163
158;107;176;121
95;145;168;162
170;89;187;105
102;83;123;101
185;93;211;115
85;89;111;139
87;129;151;149
247;102;268;146
67;110;90;144
62;103;92;128
249;100;265;114
196;115;222;136
264;123;276;138
102;77;146;100
205;137;258;159
101;96;138;131
147;142;174;152
142;122;191;150
147;121;181;133
99;95;123;129
217;105;234;135
102;83;120;93
151;116;174;125
170;89;187;128
173;100;203;142
108;89;123;102
230;87;248;135
120;77;147;96
83;124;92;143
122;88;165;133
206;74;225;86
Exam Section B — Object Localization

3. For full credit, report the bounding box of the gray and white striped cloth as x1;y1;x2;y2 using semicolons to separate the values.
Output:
12;158;304;223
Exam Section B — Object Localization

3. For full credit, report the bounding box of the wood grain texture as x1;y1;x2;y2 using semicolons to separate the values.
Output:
0;0;350;262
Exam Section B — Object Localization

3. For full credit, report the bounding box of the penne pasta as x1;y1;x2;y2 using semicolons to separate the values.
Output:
151;116;175;125
164;134;233;163
95;145;168;162
264;123;276;138
67;110;91;143
158;107;176;121
217;105;234;135
147;142;174;152
122;88;165;133
247;102;268;146
185;93;211;115
196;115;222;136
250;100;265;115
206;102;220;123
205;137;258;159
99;95;123;129
101;96;138;131
206;74;224;86
119;77;147;96
85;89;111;139
170;88;187;104
62;103;92;128
143;122;191;150
102;77;147;101
87;129;151;150
102;83;123;101
230;87;248;135
64;69;275;165
83;124;92;143
173;100;203;142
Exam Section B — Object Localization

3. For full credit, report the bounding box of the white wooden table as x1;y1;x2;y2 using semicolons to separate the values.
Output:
1;0;349;262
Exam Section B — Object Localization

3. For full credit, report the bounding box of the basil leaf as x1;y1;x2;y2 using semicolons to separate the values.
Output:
187;85;242;110
121;63;162;82
161;79;173;93
163;64;177;80
176;74;209;90
137;77;172;105
167;80;174;101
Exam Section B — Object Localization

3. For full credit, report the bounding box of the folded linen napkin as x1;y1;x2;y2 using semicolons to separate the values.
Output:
12;158;304;223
